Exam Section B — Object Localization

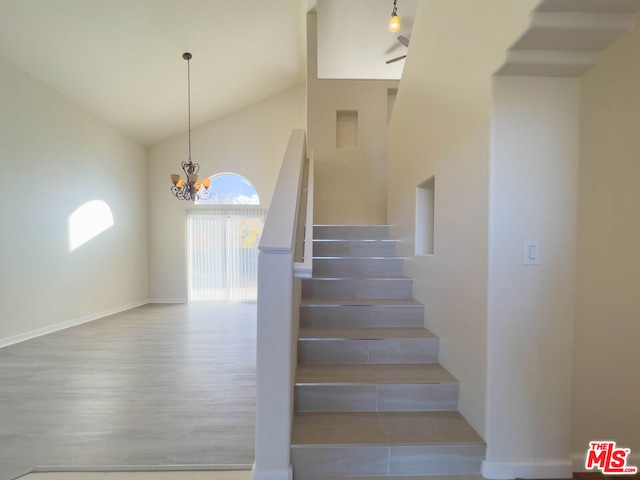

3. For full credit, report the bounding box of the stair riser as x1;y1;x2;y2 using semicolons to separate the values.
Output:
314;225;390;240
298;339;439;364
300;305;424;328
313;241;397;258
313;258;404;278
303;278;412;299
295;383;459;412
291;444;485;477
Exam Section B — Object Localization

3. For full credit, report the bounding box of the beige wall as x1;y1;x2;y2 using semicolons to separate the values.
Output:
308;12;398;225
387;0;536;438
147;86;306;302
0;54;148;344
488;76;579;473
572;23;640;461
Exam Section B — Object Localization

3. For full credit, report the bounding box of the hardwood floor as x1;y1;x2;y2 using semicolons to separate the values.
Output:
0;303;256;480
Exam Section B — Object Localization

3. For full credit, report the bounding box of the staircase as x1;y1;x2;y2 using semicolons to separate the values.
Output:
291;225;485;478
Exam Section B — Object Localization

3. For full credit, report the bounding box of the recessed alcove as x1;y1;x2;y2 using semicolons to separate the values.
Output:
415;176;435;255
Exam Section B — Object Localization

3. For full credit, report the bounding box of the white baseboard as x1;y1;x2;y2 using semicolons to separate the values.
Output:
572;452;640;473
0;300;148;349
482;459;573;479
251;464;293;480
148;298;187;304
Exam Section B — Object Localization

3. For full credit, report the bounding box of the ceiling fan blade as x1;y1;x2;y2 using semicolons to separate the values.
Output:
386;55;407;64
398;35;410;47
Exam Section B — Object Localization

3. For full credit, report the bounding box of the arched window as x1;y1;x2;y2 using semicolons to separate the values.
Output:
195;173;260;206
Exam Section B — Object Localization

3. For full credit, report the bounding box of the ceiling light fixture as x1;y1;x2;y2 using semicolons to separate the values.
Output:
170;52;211;201
389;0;401;32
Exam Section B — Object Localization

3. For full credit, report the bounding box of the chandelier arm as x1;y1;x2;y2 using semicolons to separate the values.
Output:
197;188;212;201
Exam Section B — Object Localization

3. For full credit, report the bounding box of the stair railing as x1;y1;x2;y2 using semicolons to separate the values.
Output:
253;129;312;480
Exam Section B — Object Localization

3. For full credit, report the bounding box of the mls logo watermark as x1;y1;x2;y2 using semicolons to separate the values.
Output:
586;441;638;474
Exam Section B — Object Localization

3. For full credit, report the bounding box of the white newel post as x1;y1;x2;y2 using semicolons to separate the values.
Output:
253;249;294;480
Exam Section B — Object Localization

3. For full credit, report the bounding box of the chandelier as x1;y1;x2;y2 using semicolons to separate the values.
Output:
170;52;212;201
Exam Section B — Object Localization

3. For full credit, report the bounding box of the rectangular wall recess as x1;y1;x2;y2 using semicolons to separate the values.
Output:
336;110;358;149
415;176;435;255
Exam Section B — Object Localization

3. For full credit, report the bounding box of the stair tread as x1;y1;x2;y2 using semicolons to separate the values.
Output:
291;411;484;446
299;327;436;340
307;276;409;280
296;363;457;385
301;298;423;307
313;256;405;259
314;239;397;242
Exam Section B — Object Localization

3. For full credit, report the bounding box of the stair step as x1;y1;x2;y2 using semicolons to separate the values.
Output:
291;411;485;477
298;328;439;364
314;225;390;240
296;363;456;384
303;277;412;299
299;328;435;340
313;240;398;258
300;298;424;328
295;364;459;412
313;257;404;278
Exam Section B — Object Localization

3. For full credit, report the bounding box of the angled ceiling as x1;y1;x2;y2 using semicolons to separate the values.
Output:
316;0;419;80
0;0;419;145
0;0;307;145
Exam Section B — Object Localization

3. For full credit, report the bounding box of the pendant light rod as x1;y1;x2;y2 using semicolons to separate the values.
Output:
183;52;192;162
170;52;211;202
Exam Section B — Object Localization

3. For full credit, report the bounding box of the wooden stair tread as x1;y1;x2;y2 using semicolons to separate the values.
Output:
291;411;484;446
295;363;457;385
301;298;423;307
299;327;436;340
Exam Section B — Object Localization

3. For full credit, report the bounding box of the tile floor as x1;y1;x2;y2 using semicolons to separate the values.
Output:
20;474;487;480
19;471;251;480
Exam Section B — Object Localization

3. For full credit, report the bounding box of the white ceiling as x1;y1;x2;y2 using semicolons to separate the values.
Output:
0;0;417;145
0;0;307;145
316;0;418;80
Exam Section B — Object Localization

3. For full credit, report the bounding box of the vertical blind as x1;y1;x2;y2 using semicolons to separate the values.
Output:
187;208;267;302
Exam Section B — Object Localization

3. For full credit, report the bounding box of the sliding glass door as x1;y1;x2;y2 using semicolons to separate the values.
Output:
187;208;267;302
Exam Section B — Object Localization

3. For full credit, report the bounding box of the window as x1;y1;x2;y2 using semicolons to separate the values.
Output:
195;173;260;205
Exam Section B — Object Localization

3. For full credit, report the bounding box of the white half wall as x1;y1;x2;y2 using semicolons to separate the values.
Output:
487;76;579;476
0;54;148;343
147;86;306;302
387;0;536;438
572;21;640;461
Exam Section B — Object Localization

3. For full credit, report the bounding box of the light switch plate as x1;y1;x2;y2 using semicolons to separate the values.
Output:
524;240;540;265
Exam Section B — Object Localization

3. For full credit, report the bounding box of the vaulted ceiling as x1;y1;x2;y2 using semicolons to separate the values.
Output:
0;0;419;147
0;0;308;145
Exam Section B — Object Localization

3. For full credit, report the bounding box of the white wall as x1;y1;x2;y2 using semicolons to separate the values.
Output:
0;54;148;344
147;86;306;302
308;12;398;225
572;22;640;463
486;76;579;477
387;0;536;438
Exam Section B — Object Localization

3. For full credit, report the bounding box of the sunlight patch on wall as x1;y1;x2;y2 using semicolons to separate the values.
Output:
68;200;114;252
195;173;260;205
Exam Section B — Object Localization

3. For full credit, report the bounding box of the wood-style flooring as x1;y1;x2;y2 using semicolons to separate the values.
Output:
0;303;256;480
